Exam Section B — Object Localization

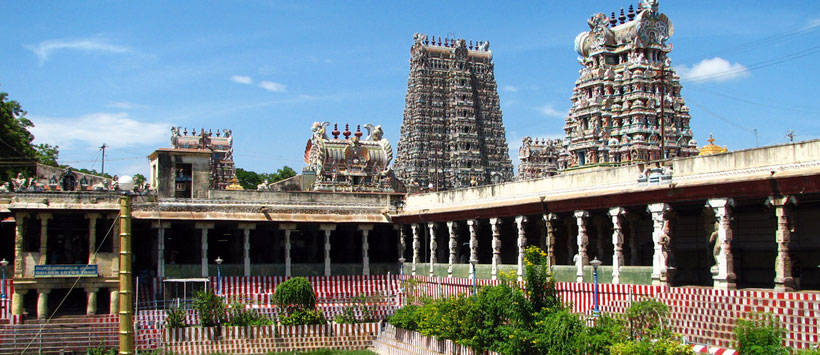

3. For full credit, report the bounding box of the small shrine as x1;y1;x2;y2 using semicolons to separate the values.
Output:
699;133;729;156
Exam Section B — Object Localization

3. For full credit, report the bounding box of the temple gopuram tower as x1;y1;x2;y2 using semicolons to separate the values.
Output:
394;34;514;190
559;0;698;169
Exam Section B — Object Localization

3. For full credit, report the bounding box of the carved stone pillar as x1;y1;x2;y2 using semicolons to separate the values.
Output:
768;196;797;291
397;225;406;264
279;224;296;277
359;224;373;276
37;288;50;320
11;289;27;315
574;211;589;283
14;213;28;278
446;222;457;278
467;219;479;279
707;198;735;290
86;287;98;316
195;222;214;277
152;221;170;278
110;289;119;314
320;224;336;277
543;213;558;269
648;203;672;286
609;207;626;284
515;216;527;281
427;223;438;276
37;213;53;265
238;223;256;277
411;224;420;276
85;213;100;265
489;218;502;280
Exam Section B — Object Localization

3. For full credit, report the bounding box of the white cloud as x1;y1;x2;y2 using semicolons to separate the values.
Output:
29;112;169;150
105;101;147;110
502;85;519;92
230;75;253;85
26;38;133;63
676;57;749;83
539;103;565;118
258;81;287;93
809;15;820;28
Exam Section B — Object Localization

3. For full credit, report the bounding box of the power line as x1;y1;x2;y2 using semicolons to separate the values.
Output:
683;43;820;83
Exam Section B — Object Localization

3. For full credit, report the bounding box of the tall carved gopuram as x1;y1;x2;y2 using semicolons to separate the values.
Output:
394;34;513;191
560;0;698;169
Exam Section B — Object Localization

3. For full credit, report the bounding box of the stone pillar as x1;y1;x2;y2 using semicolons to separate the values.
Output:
446;221;457;278
627;214;640;266
14;213;28;278
238;223;256;277
467;219;479;279
768;196;797;291
11;289;27;315
411;224;421;276
574;211;589;283
195;222;214;277
608;207;627;284
320;224;336;277
397;225;406;264
152;221;170;278
37;213;53;265
543;213;558;269
279;224;296;278
427;223;438;276
515;216;528;282
110;289;119;314
86;288;98;316
86;213;100;264
648;203;672;286
37;289;50;320
359;225;373;276
489;218;502;280
707;198;735;290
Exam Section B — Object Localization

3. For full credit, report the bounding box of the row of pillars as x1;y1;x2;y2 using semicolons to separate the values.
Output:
399;196;798;291
155;222;376;279
10;287;117;319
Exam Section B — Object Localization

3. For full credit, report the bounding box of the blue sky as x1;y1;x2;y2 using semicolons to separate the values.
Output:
2;1;820;177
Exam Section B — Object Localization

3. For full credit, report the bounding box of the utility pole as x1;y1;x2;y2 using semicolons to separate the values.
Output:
100;144;108;176
787;130;795;143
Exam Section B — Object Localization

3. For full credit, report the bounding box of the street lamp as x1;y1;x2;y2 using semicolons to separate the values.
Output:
0;258;8;299
590;257;602;317
215;256;223;295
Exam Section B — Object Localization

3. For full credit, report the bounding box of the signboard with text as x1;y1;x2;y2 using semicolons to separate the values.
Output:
34;265;98;278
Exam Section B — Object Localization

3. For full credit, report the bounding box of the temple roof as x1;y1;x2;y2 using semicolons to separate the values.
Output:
699;133;729;156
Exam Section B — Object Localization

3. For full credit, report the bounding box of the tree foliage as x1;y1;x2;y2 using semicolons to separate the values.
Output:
0;91;59;180
235;166;297;190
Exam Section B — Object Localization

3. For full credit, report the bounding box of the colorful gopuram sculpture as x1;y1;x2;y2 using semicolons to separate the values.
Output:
394;34;514;190
518;137;564;179
556;0;698;169
170;127;236;189
303;122;397;192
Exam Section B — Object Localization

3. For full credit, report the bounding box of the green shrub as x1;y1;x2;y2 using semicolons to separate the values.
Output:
796;347;820;355
524;246;562;313
192;289;226;328
273;277;317;315
415;295;477;342
464;283;532;351
280;308;327;325
226;302;273;327
626;299;670;339
387;304;419;330
734;313;789;355
610;338;693;355
581;313;629;354
165;307;187;329
87;347;117;355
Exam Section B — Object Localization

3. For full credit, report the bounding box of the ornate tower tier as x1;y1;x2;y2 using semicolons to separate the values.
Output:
394;34;513;191
559;0;698;169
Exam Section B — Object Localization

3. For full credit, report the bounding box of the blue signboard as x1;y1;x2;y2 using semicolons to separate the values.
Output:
34;265;98;278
